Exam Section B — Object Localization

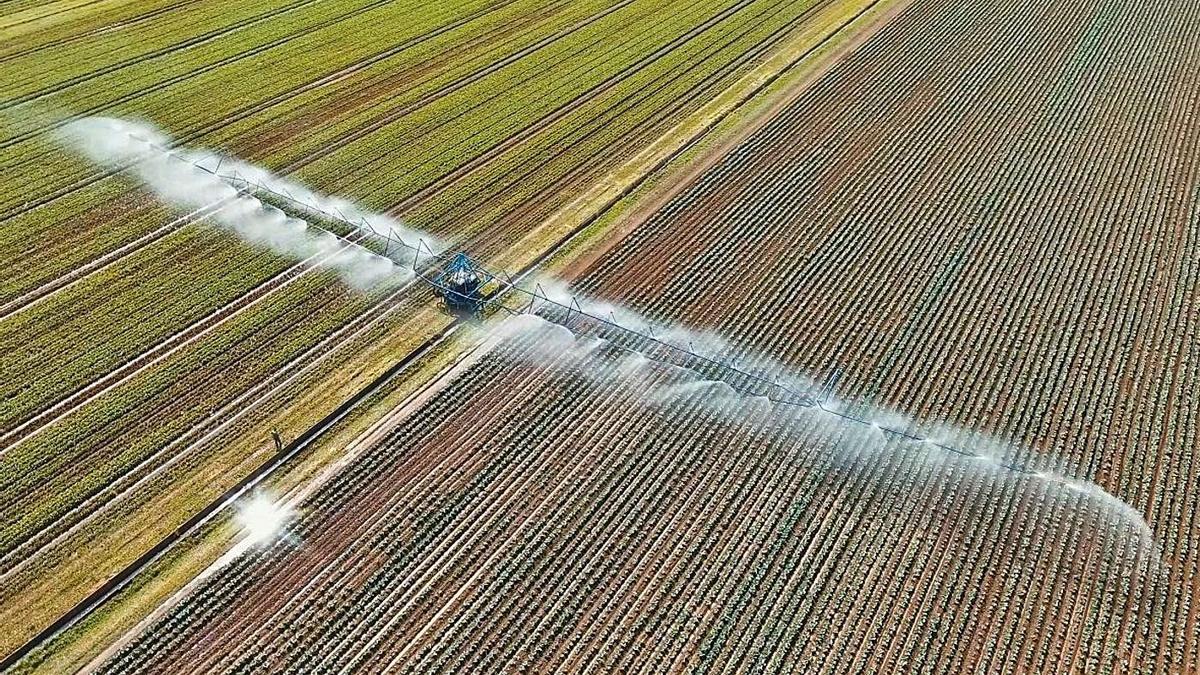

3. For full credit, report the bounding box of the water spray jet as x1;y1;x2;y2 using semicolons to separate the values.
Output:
61;115;1161;566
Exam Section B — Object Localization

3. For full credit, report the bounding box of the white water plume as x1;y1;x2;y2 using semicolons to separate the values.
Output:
531;277;805;388
534;278;735;354
183;147;430;253
234;491;295;548
58;116;425;289
492;302;1162;567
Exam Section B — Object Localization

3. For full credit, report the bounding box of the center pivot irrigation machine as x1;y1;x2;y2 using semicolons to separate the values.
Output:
434;252;490;317
158;143;1046;478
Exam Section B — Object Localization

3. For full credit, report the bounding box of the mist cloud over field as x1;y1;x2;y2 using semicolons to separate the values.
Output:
494;301;1162;568
56;117;1160;570
59;116;414;288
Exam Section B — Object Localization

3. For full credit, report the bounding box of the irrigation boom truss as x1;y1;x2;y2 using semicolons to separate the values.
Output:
159;143;1048;478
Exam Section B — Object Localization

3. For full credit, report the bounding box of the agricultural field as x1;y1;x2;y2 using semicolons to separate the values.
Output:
3;0;1199;671
0;0;888;667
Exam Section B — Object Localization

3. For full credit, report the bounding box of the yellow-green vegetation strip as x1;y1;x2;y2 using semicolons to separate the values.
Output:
4;0;323;97
0;226;290;429
0;0;183;59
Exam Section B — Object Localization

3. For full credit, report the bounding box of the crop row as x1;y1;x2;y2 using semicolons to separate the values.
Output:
0;0;600;223
0;226;288;432
0;278;440;659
